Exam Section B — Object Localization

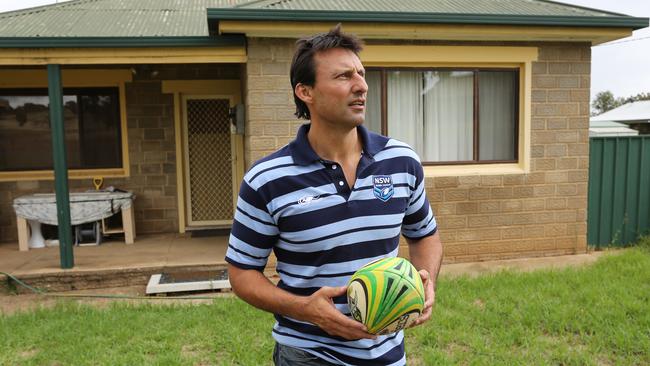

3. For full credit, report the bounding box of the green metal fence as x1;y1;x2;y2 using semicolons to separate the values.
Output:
588;136;650;247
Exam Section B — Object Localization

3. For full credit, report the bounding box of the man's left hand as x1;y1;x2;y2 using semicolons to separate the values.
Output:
409;269;435;328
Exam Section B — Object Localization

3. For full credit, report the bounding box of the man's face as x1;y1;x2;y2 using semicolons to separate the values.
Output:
308;48;368;128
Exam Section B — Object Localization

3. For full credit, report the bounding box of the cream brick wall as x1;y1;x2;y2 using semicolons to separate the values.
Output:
245;38;303;167
244;39;591;264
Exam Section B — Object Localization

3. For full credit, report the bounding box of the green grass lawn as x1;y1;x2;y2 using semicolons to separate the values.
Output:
2;245;649;365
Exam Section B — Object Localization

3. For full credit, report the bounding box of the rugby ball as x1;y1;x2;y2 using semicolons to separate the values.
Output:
347;257;425;335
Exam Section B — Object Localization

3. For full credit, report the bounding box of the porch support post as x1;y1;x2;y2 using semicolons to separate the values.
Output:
47;64;74;269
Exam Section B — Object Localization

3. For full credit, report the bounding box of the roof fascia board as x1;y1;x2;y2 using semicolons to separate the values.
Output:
0;47;247;65
207;9;649;30
217;21;633;45
0;36;246;48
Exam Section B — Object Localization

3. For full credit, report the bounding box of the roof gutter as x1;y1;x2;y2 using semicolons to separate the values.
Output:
0;35;246;48
207;9;649;30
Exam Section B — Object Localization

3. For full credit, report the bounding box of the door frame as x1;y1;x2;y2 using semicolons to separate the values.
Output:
161;80;243;233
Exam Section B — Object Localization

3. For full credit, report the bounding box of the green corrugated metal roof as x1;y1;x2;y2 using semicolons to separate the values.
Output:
0;0;249;37
237;0;622;17
214;0;648;29
0;0;646;41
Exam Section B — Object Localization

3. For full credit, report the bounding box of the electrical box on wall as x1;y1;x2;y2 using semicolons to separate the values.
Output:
229;104;245;135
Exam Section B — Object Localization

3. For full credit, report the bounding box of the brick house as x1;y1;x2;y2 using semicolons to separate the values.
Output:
0;0;647;263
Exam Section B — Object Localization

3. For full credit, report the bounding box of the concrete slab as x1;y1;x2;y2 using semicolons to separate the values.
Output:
0;233;228;276
0;233;230;293
165;236;228;266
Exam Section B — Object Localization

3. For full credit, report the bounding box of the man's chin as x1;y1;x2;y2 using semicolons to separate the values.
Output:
348;114;365;126
319;114;364;128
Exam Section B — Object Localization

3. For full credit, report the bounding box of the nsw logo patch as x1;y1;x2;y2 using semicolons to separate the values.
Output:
373;175;394;202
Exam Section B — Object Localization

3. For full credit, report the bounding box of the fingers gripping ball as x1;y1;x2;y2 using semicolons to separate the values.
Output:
347;257;425;335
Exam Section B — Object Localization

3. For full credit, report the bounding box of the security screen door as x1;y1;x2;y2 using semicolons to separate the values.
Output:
182;96;235;227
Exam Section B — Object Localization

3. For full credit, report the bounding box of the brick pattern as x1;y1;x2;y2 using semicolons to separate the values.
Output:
245;39;303;167
0;64;239;242
120;79;178;234
244;39;590;263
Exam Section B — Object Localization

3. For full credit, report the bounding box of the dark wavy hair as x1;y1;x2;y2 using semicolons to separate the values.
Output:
290;24;364;120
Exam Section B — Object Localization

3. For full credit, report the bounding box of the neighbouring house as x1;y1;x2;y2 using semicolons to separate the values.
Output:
0;0;647;263
589;121;639;137
591;100;650;134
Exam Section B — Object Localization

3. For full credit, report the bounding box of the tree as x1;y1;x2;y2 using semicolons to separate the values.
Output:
591;90;650;116
591;90;622;116
620;92;650;105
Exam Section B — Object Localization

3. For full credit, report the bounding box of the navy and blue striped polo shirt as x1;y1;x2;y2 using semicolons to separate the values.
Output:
226;123;437;366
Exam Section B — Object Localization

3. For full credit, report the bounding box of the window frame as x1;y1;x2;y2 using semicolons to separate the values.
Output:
0;87;123;171
361;45;537;176
367;67;521;166
0;69;131;182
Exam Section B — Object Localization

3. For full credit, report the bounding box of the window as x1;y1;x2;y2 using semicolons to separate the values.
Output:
365;69;519;165
0;88;122;172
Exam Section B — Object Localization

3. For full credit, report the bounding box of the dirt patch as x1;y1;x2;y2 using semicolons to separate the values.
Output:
18;349;39;359
440;251;615;278
0;285;235;316
0;293;59;316
444;342;470;357
596;354;614;366
407;354;425;366
181;344;201;359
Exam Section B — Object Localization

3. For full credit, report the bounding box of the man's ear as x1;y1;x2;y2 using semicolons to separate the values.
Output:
295;83;313;104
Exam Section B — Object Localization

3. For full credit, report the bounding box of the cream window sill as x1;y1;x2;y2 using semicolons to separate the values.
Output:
0;168;128;182
423;163;527;177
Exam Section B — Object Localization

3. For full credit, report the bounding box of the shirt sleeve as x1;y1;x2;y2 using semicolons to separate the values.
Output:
401;161;437;240
225;179;279;271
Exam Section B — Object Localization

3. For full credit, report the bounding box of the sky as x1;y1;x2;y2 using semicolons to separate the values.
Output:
0;0;649;101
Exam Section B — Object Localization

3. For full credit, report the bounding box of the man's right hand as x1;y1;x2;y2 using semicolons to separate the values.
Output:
302;286;376;341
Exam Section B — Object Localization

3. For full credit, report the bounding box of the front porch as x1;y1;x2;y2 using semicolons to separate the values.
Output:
0;232;612;296
0;233;247;293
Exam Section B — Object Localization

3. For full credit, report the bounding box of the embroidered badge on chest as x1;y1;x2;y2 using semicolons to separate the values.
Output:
373;175;394;202
298;195;319;205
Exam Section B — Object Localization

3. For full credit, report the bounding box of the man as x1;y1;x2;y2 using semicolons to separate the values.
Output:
226;25;443;365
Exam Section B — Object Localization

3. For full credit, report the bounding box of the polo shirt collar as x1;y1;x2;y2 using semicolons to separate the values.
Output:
289;123;389;166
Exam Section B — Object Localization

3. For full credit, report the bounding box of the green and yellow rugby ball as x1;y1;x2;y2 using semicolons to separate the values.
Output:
347;257;425;335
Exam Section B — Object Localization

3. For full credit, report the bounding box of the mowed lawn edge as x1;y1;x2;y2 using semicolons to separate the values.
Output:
1;245;649;365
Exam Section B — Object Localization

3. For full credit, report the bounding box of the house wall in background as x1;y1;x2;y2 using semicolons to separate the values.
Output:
0;39;593;264
244;38;591;263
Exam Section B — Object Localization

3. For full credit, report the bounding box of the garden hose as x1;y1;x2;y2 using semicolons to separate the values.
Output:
0;271;225;301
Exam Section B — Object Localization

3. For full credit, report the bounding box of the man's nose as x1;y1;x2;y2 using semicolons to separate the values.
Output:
352;73;368;94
